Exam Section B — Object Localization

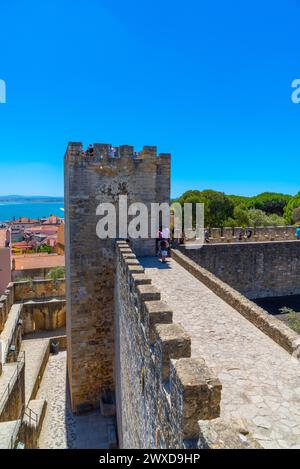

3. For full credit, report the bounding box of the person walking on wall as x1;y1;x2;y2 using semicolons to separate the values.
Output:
160;238;169;263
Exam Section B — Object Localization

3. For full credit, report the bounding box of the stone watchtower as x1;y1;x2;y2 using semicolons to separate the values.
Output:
64;142;170;412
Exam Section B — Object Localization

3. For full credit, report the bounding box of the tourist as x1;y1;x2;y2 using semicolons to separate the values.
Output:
296;226;300;240
179;231;186;245
238;229;243;242
162;225;170;242
86;144;94;157
108;145;115;157
156;227;163;256
160;238;169;263
246;228;252;239
204;228;210;243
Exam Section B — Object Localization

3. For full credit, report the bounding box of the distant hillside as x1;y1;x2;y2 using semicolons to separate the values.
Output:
0;195;64;203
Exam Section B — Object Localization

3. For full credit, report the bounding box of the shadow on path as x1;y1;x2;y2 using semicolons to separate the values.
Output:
139;256;172;270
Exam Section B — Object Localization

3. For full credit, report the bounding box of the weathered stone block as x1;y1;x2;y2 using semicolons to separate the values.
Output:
198;417;262;449
136;284;161;302
154;324;191;380
131;273;152;286
170;358;222;440
144;301;173;344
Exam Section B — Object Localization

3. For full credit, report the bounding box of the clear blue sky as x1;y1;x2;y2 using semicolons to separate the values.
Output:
0;0;299;198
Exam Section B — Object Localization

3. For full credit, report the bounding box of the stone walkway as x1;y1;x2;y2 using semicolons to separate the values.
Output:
140;257;300;449
36;351;114;449
21;338;49;404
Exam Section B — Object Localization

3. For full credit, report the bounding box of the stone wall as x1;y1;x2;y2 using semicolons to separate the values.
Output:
115;242;221;449
65;142;171;412
12;267;54;281
0;283;14;332
0;359;25;422
208;226;298;243
21;300;66;334
179;241;300;299
14;279;65;302
0;246;11;297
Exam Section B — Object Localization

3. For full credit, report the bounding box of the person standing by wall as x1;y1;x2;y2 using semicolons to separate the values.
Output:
160;238;169;263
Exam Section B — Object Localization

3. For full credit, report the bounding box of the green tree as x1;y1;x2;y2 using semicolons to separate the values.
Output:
47;266;65;281
233;205;250;227
200;190;234;228
38;245;53;254
284;192;300;223
224;217;236;228
227;194;249;207
178;189;234;228
265;213;286;226
248;209;268;227
248;192;291;216
292;206;300;224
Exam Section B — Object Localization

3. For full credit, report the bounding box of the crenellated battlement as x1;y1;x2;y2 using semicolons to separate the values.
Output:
65;141;171;165
115;241;221;448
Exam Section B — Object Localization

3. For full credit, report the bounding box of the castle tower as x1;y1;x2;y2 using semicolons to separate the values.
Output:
64;142;171;412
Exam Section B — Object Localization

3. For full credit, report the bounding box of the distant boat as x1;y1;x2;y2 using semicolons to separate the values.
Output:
60;208;65;212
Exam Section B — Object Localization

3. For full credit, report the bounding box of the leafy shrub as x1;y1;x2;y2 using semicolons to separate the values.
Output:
47;266;65;282
284;192;300;224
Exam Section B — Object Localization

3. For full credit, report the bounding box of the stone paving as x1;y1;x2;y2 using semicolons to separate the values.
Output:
36;351;114;449
0;420;21;449
140;257;300;449
21;338;49;404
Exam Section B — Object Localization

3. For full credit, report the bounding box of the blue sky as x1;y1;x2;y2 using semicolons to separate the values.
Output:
0;0;299;197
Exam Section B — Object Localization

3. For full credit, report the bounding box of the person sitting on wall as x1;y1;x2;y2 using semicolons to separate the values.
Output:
296;226;300;240
204;228;210;243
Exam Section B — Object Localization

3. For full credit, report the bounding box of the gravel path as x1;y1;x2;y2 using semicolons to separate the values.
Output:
140;257;300;449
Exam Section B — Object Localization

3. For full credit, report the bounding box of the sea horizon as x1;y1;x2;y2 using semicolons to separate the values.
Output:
0;201;64;222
